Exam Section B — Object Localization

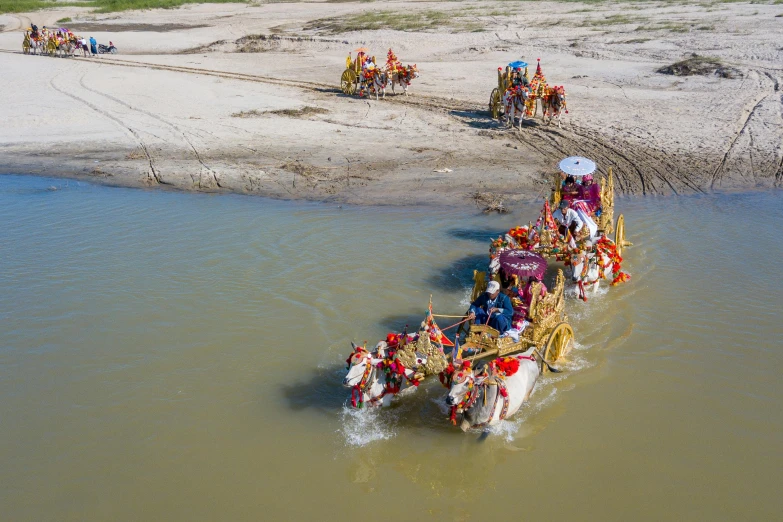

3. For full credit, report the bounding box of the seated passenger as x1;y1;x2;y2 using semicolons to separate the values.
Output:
467;280;513;334
512;276;547;323
578;174;601;214
561;175;580;202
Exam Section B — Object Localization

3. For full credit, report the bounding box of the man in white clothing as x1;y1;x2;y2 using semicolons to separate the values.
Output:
553;200;584;239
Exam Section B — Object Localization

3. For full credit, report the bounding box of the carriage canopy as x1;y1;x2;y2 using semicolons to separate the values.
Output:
558;156;596;177
498;249;547;281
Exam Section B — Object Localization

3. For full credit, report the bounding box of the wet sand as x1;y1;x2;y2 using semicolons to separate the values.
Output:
1;1;781;206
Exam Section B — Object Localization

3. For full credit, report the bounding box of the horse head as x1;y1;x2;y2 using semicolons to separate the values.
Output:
343;341;382;387
446;360;479;407
570;250;595;283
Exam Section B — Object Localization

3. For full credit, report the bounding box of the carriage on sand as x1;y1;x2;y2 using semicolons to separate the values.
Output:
489;59;568;128
340;48;419;99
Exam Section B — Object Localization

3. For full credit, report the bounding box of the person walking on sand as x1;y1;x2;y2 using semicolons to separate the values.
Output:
89;36;97;56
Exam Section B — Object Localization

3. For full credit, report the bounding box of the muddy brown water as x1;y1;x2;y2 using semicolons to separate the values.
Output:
1;175;781;520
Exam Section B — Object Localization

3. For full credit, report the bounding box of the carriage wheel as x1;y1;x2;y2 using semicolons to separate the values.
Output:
615;214;632;257
542;322;574;373
341;69;357;95
489;88;501;119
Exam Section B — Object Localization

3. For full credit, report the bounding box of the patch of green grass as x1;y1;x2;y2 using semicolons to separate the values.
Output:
696;24;714;30
580;14;646;27
1;0;248;15
612;37;651;44
636;21;692;33
0;0;81;14
57;17;72;23
305;9;488;33
232;106;328;118
231;109;264;118
270;106;328;118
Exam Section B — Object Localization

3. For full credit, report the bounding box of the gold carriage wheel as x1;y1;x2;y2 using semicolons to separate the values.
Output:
489;88;501;119
615;214;626;257
341;69;356;95
542;322;574;373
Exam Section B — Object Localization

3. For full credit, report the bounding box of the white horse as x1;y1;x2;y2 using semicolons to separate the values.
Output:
502;88;530;130
30;37;43;55
371;70;387;100
359;70;387;100
343;341;424;408
542;86;567;127
445;349;539;431
570;247;612;301
390;65;419;96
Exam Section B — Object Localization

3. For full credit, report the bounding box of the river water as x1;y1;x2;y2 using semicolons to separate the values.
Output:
1;175;781;520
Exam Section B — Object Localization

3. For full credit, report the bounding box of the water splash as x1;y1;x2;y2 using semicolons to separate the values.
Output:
338;405;398;447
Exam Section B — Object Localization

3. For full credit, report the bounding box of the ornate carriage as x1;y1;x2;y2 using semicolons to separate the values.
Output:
489;66;512;119
549;166;631;255
340;51;371;96
462;269;573;373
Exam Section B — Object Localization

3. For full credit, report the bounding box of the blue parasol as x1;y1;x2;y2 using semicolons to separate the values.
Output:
508;60;528;70
558;156;596;177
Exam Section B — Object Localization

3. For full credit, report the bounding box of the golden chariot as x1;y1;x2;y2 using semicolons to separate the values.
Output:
489;61;548;121
340;52;377;96
460;269;573;374
549;166;631;256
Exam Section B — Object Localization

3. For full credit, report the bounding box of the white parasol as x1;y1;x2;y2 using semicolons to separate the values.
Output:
558;156;596;177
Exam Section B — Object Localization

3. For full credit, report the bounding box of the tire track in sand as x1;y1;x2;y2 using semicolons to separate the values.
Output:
48;73;164;185
709;71;777;190
7;50;778;193
76;73;222;188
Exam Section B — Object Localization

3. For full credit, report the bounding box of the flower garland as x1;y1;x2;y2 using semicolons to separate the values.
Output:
386;48;402;74
595;237;631;286
491;356;520;377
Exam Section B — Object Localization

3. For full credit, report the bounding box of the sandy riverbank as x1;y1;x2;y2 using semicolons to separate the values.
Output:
1;1;781;206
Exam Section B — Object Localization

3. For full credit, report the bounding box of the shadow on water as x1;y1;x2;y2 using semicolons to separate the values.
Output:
426;254;487;292
376;314;429;334
446;227;505;243
280;364;348;413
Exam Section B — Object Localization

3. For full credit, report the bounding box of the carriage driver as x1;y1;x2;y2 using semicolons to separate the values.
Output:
467;280;513;333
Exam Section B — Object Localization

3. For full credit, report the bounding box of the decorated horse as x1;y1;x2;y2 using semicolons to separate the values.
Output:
22;30;44;55
343;311;450;408
542;85;568;127
443;350;540;431
385;49;419;96
502;86;531;130
343;340;421;408
569;237;629;301
360;68;388;100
